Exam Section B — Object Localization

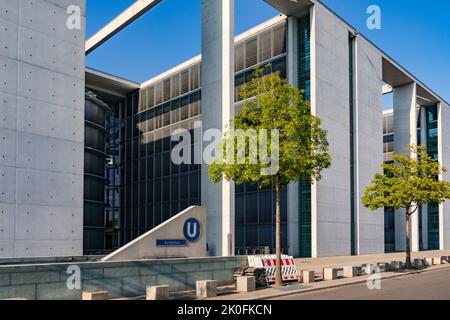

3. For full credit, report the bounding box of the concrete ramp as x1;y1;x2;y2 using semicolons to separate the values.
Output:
102;206;207;261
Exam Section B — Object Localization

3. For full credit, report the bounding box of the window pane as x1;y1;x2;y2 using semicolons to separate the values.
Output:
163;79;171;102
155;82;163;105
245;37;258;68
189;64;199;91
147;86;154;108
180;70;189;94
171;74;180;99
180;97;189;121
259;30;272;62
273;24;287;56
235;43;245;72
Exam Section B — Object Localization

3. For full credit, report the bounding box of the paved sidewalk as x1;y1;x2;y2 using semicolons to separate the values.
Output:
210;264;450;300
208;249;450;300
294;249;450;272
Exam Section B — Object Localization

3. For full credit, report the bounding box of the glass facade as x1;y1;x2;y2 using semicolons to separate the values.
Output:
84;92;110;254
297;15;312;258
113;20;289;253
426;104;440;250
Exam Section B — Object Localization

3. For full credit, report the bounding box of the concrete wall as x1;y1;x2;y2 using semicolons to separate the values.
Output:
310;3;352;257
201;0;235;256
0;256;247;300
102;206;207;261
393;83;417;251
439;102;450;249
0;0;85;257
354;37;384;254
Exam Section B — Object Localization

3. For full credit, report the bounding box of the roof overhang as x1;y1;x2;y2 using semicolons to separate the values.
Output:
264;0;313;17
85;68;140;104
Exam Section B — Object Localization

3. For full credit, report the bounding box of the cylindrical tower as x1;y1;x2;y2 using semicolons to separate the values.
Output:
84;91;111;254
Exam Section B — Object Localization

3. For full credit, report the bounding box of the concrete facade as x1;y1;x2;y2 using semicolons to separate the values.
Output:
201;0;235;257
0;0;85;257
310;3;352;257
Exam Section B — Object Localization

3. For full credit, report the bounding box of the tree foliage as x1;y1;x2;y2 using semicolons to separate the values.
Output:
208;68;331;188
362;145;450;215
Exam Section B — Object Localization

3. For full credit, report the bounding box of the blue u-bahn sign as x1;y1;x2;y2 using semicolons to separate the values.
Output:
183;218;201;242
156;218;202;247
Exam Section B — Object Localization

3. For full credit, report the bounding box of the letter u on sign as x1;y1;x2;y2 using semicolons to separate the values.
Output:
183;218;201;242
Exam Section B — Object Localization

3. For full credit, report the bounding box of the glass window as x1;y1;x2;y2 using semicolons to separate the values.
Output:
171;99;180;124
163;79;171;102
189;64;199;91
171;74;180;99
138;89;146;112
235;73;245;102
180;70;189;95
245;37;258;68
189;92;200;117
259;30;272;62
273;24;287;57
147;86;154;109
163;103;171;127
180;97;189;121
155;82;163;105
235;43;245;72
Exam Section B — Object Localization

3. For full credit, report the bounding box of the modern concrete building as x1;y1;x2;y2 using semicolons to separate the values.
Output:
1;0;449;259
0;0;85;257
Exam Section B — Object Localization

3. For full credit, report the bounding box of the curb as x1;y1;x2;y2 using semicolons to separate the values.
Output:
242;264;450;300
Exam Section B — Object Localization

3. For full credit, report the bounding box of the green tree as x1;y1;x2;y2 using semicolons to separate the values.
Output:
362;145;450;269
208;69;331;287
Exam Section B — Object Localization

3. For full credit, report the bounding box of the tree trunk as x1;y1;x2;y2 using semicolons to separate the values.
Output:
275;182;283;287
405;209;412;269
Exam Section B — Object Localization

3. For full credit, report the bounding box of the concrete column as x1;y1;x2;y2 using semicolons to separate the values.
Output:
286;16;299;257
437;102;445;250
393;82;419;252
201;0;235;256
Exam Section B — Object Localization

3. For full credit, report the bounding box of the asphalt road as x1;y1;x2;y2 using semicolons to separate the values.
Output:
271;267;450;300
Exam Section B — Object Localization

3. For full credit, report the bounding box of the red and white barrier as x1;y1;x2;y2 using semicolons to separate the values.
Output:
248;255;299;283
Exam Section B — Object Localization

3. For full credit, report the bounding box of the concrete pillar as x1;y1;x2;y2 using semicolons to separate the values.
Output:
196;280;217;298
82;291;108;301
236;276;256;292
393;82;419;252
323;268;338;281
146;285;169;300
343;266;360;277
302;270;315;284
201;0;235;256
286;16;300;257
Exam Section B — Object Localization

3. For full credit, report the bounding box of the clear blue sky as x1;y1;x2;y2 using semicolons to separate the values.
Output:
86;0;449;102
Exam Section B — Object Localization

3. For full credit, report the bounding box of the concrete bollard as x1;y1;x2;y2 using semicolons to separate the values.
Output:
323;268;338;281
440;256;448;264
364;264;379;275
377;263;389;272
389;261;402;271
82;291;109;301
196;280;217;298
424;258;433;266
302;270;315;284
236;276;256;293
433;257;442;265
414;259;424;269
343;266;360;278
146;285;170;300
